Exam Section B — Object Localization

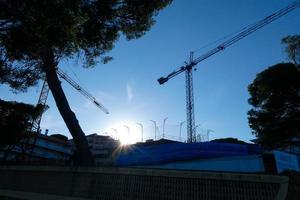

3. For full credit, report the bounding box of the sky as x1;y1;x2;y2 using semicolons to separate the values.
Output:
1;0;300;144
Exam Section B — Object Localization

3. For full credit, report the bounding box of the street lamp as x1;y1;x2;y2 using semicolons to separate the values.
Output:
124;125;130;137
162;117;168;139
179;121;185;142
150;120;157;140
194;124;201;142
136;123;143;142
111;128;118;139
206;129;214;142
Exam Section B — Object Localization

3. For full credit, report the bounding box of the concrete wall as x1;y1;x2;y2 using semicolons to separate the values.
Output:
0;166;288;200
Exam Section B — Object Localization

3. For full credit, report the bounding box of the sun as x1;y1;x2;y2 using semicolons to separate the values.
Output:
118;127;141;145
106;121;142;145
118;134;133;145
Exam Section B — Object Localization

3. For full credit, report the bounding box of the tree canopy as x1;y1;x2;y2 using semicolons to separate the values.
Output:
0;0;172;165
282;35;300;65
247;63;300;148
0;0;172;91
0;99;42;147
211;138;248;145
50;134;68;141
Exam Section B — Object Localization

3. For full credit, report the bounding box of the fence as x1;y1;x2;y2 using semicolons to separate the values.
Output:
0;165;290;200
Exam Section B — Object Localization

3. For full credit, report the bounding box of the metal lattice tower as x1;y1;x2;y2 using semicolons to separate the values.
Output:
185;52;196;143
157;0;300;143
30;80;49;133
30;68;109;134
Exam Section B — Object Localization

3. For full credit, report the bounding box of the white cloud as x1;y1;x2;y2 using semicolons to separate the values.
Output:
126;82;133;103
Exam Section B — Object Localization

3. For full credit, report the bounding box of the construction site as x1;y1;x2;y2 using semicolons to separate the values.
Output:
1;0;300;199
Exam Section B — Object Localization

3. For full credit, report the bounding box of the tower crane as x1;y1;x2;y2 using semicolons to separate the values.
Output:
158;1;300;143
31;68;109;133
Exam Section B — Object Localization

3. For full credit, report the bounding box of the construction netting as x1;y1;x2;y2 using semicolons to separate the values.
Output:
116;141;264;166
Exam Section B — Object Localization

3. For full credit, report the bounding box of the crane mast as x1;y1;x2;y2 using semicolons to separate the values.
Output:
30;80;49;133
158;0;300;143
186;52;196;143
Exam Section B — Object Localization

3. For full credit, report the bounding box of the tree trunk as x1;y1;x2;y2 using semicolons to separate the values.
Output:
2;144;13;163
41;49;93;166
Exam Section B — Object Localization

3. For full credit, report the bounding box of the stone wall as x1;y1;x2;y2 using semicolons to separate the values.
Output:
0;166;289;200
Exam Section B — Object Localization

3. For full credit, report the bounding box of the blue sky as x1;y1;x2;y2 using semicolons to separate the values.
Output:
1;0;299;143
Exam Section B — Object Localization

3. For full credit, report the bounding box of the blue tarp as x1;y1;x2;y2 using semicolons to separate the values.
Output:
116;142;264;166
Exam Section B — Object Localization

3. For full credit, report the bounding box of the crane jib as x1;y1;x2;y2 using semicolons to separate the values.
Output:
56;68;109;114
157;0;300;143
158;0;300;84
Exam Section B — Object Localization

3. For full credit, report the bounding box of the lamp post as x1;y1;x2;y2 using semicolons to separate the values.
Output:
195;124;201;142
150;120;157;140
162;117;168;139
111;128;118;139
206;129;214;142
124;125;130;137
136;123;143;142
179;121;185;142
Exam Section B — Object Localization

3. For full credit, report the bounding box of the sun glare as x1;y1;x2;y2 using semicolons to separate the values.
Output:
106;122;142;145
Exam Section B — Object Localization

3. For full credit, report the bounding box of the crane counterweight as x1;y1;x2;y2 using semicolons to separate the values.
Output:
158;77;168;85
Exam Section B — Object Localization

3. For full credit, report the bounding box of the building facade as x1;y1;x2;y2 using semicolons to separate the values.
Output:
1;133;72;164
69;133;120;166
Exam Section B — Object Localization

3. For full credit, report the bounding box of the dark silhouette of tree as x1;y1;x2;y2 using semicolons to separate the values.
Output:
0;99;42;147
282;35;300;65
247;63;300;148
50;134;68;141
0;0;172;165
211;137;248;145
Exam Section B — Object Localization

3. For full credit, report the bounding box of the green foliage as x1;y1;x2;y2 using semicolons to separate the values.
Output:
0;99;42;147
0;0;172;91
282;35;300;65
247;63;300;148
